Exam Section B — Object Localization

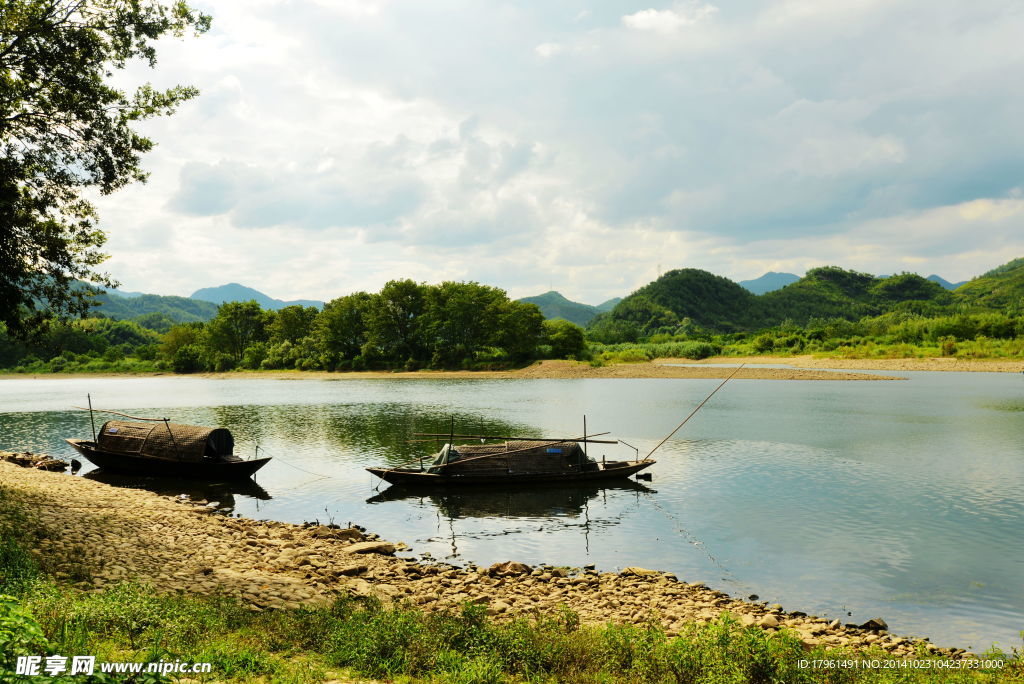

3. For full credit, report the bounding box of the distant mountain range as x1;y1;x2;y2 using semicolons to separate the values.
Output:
190;283;324;311
91;283;323;327
925;274;967;290
740;272;965;294
588;257;1024;340
86;259;1005;335
738;272;800;294
516;291;620;327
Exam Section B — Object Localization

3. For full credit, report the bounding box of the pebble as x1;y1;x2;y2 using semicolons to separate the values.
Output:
0;458;968;660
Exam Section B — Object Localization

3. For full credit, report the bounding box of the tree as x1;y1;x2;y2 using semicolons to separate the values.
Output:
317;292;372;366
0;0;210;335
269;305;318;344
365;280;427;366
205;301;271;362
422;281;506;367
543;319;587;359
497;300;544;362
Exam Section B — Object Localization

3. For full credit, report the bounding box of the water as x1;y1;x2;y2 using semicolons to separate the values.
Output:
1;371;1022;652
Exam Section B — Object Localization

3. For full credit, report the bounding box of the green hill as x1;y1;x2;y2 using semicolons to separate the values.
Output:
759;268;949;325
517;291;604;327
589;269;760;341
591;266;954;338
90;291;219;324
955;258;1024;310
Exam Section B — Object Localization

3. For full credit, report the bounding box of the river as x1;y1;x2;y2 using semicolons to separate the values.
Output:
1;370;1021;652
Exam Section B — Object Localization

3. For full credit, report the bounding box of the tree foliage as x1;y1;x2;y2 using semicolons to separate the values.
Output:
0;0;210;335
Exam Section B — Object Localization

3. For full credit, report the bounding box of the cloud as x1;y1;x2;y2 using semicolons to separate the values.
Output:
90;0;1024;302
534;43;563;59
622;4;718;34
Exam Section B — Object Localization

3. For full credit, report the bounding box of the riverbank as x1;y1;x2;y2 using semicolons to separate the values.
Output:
0;459;979;663
682;355;1024;373
0;359;900;381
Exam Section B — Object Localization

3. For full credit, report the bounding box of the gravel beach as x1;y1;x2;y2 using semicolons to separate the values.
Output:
1;457;971;661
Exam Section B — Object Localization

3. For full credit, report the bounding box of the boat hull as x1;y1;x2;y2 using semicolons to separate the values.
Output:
65;439;271;480
367;459;654;486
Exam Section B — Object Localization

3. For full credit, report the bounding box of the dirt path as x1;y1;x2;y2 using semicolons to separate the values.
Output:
1;459;971;660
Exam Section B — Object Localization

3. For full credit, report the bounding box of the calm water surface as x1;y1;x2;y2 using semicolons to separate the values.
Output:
1;371;1022;651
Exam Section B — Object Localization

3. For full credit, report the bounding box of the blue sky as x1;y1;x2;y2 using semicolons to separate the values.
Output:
96;0;1024;303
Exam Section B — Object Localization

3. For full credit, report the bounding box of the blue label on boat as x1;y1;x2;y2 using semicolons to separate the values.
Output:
546;448;562;453
107;427;119;434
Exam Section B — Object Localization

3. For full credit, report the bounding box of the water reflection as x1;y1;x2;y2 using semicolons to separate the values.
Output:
82;470;272;511
367;480;654;519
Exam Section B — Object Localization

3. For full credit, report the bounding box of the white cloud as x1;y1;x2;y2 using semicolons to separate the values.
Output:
622;4;718;34
534;42;563;59
89;0;1024;303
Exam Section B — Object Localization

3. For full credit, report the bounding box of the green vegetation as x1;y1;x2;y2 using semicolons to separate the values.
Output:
6;258;1024;375
1;496;1018;683
0;280;585;373
517;292;605;327
0;0;209;336
584;260;1024;362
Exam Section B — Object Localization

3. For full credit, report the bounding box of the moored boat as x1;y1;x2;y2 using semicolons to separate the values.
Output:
66;419;270;480
367;434;654;486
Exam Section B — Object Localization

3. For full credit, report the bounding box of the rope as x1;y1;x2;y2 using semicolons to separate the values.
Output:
644;364;744;460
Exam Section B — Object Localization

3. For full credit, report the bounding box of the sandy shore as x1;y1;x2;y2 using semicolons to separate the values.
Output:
0;458;971;659
680;355;1024;373
0;360;900;381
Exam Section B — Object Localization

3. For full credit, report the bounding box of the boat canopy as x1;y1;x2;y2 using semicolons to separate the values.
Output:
429;440;594;475
96;420;234;462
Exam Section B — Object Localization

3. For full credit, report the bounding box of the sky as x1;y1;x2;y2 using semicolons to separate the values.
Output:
96;0;1024;304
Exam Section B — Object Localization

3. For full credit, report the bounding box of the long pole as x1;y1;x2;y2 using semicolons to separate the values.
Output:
644;364;745;461
87;394;96;442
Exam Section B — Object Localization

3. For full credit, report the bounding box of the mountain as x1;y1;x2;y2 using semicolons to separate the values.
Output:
759;268;949;325
739;272;800;294
954;258;1024;309
595;297;622;312
190;283;324;311
517;291;603;327
91;291;219;323
110;288;146;298
592;266;955;339
926;275;966;290
599;268;761;334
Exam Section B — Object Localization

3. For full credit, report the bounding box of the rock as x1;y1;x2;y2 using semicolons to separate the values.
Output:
488;561;532;577
343;541;395;555
758;614;780;628
620;567;660;577
860;617;888;632
311;526;363;541
488;600;512;615
740;613;757;626
335;564;368;577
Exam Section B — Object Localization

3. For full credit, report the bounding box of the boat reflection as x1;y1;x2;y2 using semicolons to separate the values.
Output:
82;469;272;509
366;479;654;519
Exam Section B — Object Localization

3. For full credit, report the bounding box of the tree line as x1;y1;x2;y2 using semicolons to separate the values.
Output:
0;280;589;373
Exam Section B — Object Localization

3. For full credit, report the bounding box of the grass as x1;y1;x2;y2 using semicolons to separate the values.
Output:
2;489;1022;683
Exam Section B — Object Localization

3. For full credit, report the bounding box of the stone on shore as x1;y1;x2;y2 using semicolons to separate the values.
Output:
860;617;889;632
488;561;531;576
343;541;395;555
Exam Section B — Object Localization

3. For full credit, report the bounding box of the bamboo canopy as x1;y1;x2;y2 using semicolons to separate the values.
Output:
96;420;234;463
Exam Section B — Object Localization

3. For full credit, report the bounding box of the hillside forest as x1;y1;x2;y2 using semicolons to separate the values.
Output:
3;258;1024;374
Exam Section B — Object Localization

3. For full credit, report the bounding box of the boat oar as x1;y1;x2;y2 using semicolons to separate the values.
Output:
643;363;745;461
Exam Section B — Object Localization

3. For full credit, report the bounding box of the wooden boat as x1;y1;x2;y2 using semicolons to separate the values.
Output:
367;433;654;486
66;419;270;480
